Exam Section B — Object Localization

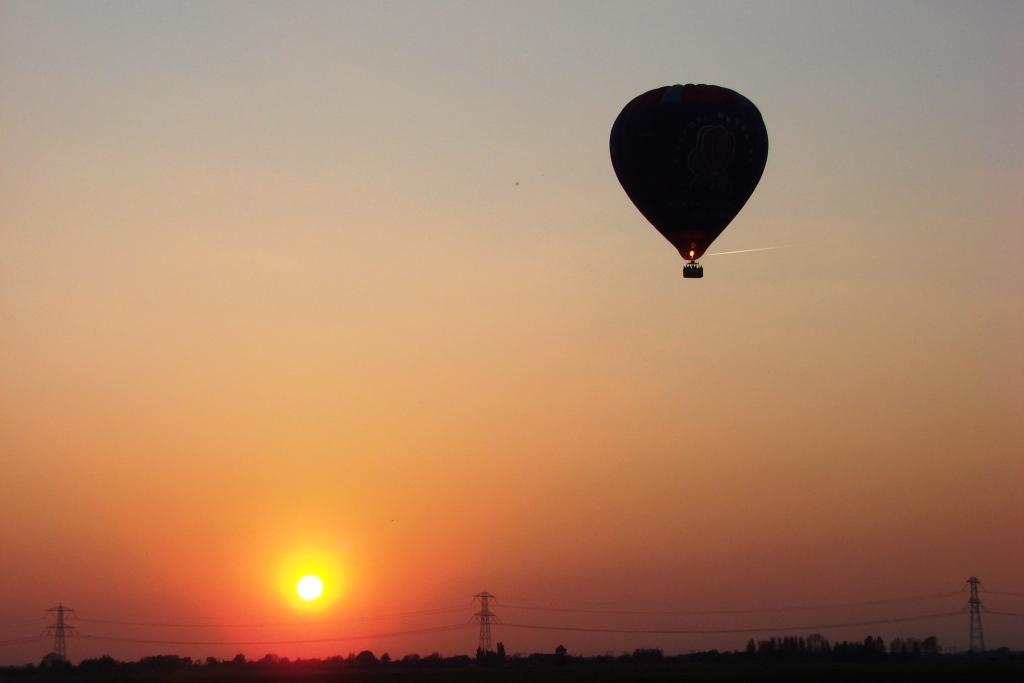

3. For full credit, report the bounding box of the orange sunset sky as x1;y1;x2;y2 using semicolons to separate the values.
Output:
2;0;1022;664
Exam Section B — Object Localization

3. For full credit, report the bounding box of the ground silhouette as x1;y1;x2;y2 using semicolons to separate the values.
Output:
3;634;1023;682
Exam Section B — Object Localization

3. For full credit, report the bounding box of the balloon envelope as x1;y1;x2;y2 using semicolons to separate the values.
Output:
610;84;768;261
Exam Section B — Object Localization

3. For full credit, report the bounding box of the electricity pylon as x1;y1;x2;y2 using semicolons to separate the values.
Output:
967;577;985;653
473;591;496;654
46;603;75;661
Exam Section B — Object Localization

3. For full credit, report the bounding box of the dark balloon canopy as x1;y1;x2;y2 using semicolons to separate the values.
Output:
610;84;769;264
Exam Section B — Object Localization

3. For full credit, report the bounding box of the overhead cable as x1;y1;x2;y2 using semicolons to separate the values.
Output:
498;611;965;635
496;591;963;616
76;623;472;647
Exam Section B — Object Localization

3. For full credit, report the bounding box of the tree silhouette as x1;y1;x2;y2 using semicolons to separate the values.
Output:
355;650;378;667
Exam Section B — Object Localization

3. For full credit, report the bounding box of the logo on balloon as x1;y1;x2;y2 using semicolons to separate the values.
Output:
687;124;736;192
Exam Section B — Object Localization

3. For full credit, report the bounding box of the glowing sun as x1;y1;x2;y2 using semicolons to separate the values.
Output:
296;574;324;601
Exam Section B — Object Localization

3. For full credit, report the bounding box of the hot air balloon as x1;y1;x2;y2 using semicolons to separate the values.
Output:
610;84;768;278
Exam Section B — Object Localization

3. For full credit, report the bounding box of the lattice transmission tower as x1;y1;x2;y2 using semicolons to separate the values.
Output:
46;603;75;661
473;591;496;655
967;577;985;653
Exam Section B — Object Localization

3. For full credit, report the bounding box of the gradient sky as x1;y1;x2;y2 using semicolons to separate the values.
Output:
2;0;1022;665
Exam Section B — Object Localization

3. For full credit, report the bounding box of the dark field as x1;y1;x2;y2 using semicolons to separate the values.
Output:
6;660;1024;683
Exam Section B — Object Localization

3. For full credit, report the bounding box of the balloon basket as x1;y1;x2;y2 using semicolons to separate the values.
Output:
683;262;704;279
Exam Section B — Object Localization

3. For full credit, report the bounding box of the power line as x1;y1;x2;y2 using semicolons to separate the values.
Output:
982;589;1024;598
0;617;47;629
75;623;472;647
15;577;1024;657
0;635;47;647
496;591;963;616
74;605;470;629
498;611;965;636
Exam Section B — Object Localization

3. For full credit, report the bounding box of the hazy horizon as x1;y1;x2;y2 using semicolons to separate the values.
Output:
2;0;1022;665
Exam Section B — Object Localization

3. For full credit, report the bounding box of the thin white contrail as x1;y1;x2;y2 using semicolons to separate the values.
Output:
705;244;801;257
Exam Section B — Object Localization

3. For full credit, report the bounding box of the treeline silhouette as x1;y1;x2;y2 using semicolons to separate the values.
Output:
742;633;945;660
4;632;1023;680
